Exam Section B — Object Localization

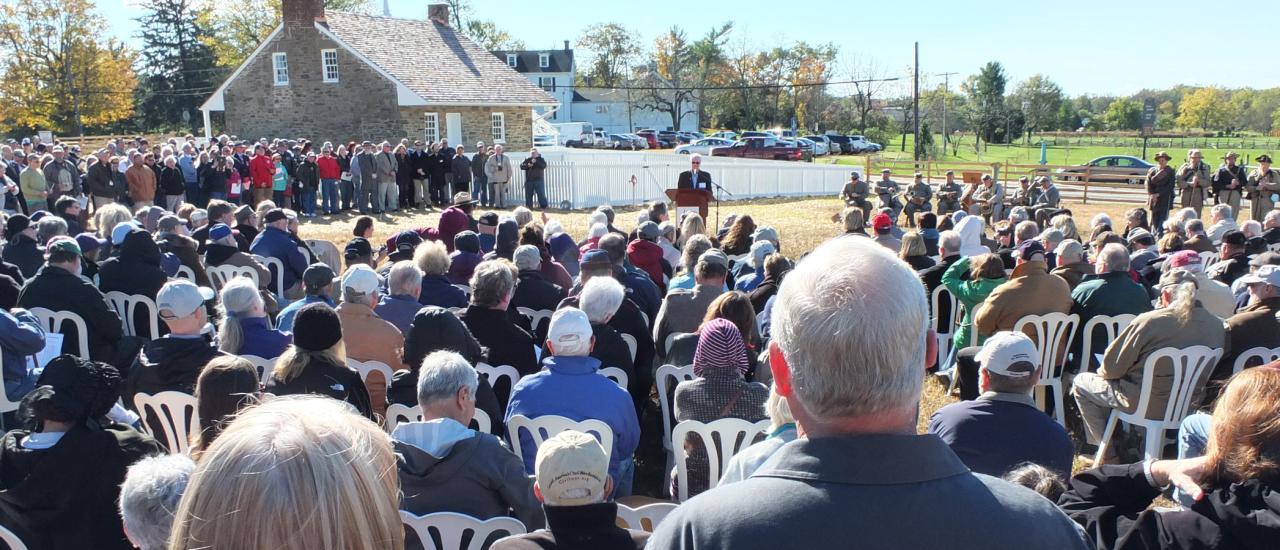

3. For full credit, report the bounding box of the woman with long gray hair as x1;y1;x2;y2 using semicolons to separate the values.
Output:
216;277;291;360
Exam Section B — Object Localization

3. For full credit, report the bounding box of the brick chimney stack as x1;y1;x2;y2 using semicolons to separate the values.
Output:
428;3;450;26
282;0;324;28
564;40;570;51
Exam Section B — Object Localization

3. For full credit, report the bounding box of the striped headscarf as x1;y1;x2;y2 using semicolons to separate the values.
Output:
692;318;749;378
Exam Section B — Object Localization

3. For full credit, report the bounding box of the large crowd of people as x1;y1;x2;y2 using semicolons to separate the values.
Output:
0;137;1277;549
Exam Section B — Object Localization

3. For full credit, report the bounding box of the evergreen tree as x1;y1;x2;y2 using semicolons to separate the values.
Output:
135;0;222;132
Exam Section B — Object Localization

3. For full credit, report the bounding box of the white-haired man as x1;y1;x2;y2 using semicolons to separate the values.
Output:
119;454;196;550
647;237;1088;550
492;431;648;550
506;308;640;497
579;276;634;395
394;350;543;531
511;244;565;341
677;154;712;191
1183;218;1217;253
335;264;402;415
375;260;423;333
1206;203;1238;244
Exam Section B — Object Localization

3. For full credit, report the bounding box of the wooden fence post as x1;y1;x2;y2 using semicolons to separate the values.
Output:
1082;167;1091;205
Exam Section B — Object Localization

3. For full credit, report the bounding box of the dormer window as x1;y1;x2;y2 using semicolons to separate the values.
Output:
538;53;549;68
507;54;518;68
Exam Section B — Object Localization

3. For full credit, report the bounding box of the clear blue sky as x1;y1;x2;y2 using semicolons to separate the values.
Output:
104;0;1280;97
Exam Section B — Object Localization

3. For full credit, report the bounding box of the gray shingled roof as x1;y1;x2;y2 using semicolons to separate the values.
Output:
323;12;557;105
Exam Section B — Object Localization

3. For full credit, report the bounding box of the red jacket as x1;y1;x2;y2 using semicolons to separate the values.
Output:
437;207;471;252
317;155;341;180
249;155;275;189
627;238;666;293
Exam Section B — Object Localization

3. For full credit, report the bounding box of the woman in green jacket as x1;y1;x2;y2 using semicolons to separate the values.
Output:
941;253;1008;351
19;154;47;213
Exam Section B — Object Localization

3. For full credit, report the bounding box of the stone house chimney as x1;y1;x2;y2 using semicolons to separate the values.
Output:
428;3;450;26
281;0;325;28
564;40;570;51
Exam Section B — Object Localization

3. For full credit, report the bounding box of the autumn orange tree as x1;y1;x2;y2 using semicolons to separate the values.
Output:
0;0;137;135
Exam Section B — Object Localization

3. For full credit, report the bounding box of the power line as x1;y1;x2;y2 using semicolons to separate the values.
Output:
569;77;900;92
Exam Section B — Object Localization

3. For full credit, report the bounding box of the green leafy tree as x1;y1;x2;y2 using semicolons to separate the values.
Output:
1010;74;1063;132
1176;87;1230;131
961;61;1007;143
575;23;641;88
136;0;222;132
198;0;372;68
1102;97;1141;130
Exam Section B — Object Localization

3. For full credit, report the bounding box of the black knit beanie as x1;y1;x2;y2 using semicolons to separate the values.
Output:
291;302;343;352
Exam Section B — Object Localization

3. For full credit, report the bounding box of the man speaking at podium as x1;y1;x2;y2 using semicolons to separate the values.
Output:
677;154;713;191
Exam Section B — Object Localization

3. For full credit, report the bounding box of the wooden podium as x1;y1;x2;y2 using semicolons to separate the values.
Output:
666;188;713;220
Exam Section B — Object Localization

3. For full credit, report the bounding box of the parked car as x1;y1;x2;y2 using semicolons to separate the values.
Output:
796;137;828;156
710;130;739;141
786;139;817;161
1055;155;1154;184
676;131;704;144
802;135;836;156
740;131;773;140
607;134;636;149
675;137;734;156
657;130;681;148
711;137;806;161
847;135;882;153
825;134;853;154
621;134;649;149
634;130;661;149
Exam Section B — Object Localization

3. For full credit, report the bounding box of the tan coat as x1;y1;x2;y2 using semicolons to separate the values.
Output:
125;164;156;203
336;302;403;417
1097;304;1226;415
975;260;1073;339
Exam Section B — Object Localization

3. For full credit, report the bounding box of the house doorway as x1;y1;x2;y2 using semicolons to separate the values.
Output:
446;113;462;146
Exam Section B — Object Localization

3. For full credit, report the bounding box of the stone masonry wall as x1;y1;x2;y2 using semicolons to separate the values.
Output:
398;106;533;151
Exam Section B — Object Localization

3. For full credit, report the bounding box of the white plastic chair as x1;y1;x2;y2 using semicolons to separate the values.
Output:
620;333;638;362
384;403;491;434
1198;250;1218;266
931;285;959;368
725;253;749;266
253;254;288;298
1233;346;1280;375
662;332;686;358
399;511;525;550
1094;346;1223;464
174;264;197;282
1013;312;1080;427
104;291;161;340
616;502;679;533
598;367;629;389
296;246;312;265
29;307;90;359
206;264;260;290
506;414;614;470
1079;314;1137;373
0;387;21;432
133;391;200;455
516;307;553;334
672;418;771;502
347;359;395;390
475;362;521;394
305;239;342;271
240;354;275;383
0;524;28;550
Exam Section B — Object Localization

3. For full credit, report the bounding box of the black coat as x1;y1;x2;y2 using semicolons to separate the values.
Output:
86;161;115;198
124;336;225;448
392;307;503;435
18;265;125;365
98;230;168;300
0;424;162;550
589;322;634;381
1060;463;1280;550
489;503;649;550
265;357;373;420
296;159;320;190
2;234;42;279
511;270;565;341
200;163;230;195
159;165;185;196
461;305;539;378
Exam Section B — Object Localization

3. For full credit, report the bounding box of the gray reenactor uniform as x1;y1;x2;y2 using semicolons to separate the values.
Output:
1248;163;1280;223
841;174;871;219
903;177;933;227
936;180;964;216
875;175;903;223
1176;160;1211;218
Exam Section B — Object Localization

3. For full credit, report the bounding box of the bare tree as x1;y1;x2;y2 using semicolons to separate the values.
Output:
845;54;889;134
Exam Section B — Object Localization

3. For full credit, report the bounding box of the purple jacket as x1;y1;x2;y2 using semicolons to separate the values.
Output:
447;251;483;285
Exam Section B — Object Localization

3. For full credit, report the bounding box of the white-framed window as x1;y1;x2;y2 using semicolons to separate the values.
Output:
506;54;518;67
321;49;339;83
538;53;549;68
595;105;610;114
538;77;555;92
490;112;506;143
424;112;439;143
272;52;289;86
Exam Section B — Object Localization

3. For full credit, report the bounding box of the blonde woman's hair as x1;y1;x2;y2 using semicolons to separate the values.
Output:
677;214;706;250
93;203;132;240
413;239;450;276
272;341;347;384
1158;268;1199;322
168;396;402;550
1051;214;1079;242
899;231;927;259
216;278;263;355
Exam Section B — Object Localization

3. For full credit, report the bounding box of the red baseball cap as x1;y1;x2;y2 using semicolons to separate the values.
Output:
1168;250;1202;269
872;213;892;231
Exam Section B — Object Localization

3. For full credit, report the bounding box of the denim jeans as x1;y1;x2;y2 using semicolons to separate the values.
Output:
321;179;338;214
209;192;226;203
301;189;317;216
273;190;286;205
185;181;204;208
615;457;635;498
1175;412;1212;506
472;175;489;206
340;179;354;210
525;178;548;209
4;370;37;402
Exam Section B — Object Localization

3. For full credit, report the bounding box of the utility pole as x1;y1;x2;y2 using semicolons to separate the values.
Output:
937;71;957;154
913;42;920;162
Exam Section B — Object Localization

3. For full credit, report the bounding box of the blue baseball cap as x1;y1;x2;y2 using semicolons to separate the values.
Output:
208;223;233;242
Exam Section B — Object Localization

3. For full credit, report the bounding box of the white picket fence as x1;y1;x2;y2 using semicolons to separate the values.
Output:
497;149;861;209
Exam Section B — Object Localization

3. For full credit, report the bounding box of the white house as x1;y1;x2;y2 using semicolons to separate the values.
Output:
492;43;573;122
569;88;700;134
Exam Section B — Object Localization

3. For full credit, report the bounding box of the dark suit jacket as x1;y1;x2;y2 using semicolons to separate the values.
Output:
677;169;713;191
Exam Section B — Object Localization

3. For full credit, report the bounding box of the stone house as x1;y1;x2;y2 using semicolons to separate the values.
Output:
198;1;556;149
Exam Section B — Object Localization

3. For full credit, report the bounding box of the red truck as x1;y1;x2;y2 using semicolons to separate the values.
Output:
709;137;807;161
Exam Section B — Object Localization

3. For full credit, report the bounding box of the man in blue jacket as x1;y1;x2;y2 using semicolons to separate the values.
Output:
0;307;44;401
506;307;640;497
178;143;200;207
250;209;307;300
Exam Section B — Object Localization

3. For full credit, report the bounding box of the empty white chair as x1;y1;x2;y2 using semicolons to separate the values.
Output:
384;403;491;434
598;367;628;389
1094;346;1223;464
104;291;161;340
930;285;960;368
1013;312;1080;427
133;391;200;455
672;418;770;502
347;359;395;389
1232;346;1280;375
174;264;197;283
399;511;525;550
240;354;275;383
29;307;90;360
0;524;27;550
506;414;614;469
1079;314;1138;373
253;254;288;299
305;239;342;271
616;502;679;533
620;333;638;362
206;264;259;290
516;307;553;334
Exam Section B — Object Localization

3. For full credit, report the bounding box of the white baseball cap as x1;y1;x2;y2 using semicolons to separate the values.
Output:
1239;264;1280;288
535;430;609;506
341;264;381;297
974;331;1039;378
547;308;592;353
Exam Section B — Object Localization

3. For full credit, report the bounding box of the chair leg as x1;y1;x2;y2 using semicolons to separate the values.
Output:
1051;381;1067;428
1094;413;1119;465
1143;424;1166;462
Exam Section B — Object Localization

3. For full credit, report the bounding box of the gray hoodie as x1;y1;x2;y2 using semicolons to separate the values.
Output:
393;419;544;532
